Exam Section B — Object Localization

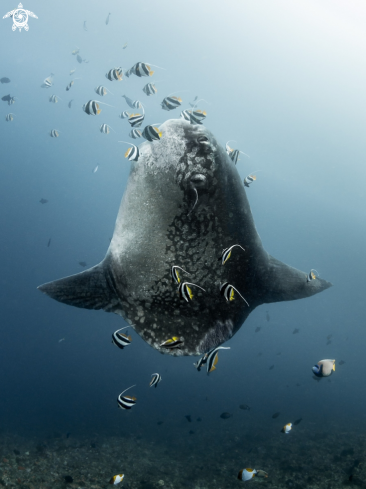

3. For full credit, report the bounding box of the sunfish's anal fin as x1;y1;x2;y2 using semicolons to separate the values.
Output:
38;262;121;313
257;255;332;304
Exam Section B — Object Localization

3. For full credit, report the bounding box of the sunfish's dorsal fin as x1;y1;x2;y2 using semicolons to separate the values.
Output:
257;255;332;304
38;262;121;313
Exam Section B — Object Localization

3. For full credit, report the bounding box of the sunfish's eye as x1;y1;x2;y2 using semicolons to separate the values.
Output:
190;174;206;185
197;135;209;143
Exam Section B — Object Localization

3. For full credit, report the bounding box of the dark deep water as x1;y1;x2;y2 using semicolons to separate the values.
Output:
1;0;366;487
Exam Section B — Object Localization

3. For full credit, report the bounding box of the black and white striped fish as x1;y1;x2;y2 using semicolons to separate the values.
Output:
180;109;206;125
100;123;113;134
129;129;142;139
219;244;245;265
244;174;256;187
161;96;182;111
142;83;157;96
95;85;112;96
193;353;208;371
180;109;192;121
106;67;123;81
132;100;143;109
128;62;154;78
178;282;206;302
206;346;231;374
226;141;249;165
42;74;54;88
171;265;190;285
49;95;60;103
117;385;136;410
112;326;132;349
119;142;140;162
50;129;60;138
120;111;130;119
160;337;184;349
150;373;161;388
128;113;145;128
8;97;15;106
307;269;318;282
220;282;249;306
5;113;14;122
66;80;74;91
142;124;162;142
82;100;101;116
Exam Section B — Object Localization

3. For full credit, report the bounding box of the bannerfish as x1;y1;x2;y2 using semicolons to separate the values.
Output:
160;337;183;349
193;352;208;371
8;97;15;106
307;269;318;282
95;85;113;96
49;95;61;103
41;74;54;88
171;265;190;285
281;422;292;434
93;165;99;173
312;359;335;377
142;124;162;142
112;326;132;349
100;123;114;134
123;42;128;49
161;96;182;111
120;111;130;119
70;69;76;75
150;373;161;388
143;83;157;96
5;113;14;121
119;142;140;162
127;62;154;77
117;385;136;410
50;129;60;138
206;346;230;374
226;141;249;165
238;468;257;481
106;67;123;81
109;474;123;485
83;100;101;115
244;174;256;187
38;119;332;356
129;129;142;139
128;113;144;128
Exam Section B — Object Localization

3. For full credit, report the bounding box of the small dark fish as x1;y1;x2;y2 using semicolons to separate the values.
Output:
2;94;11;102
66;432;71;439
105;12;111;25
13;449;20;455
77;54;83;64
64;476;73;483
257;352;262;356
247;447;253;453
185;415;192;422
83;21;87;31
220;412;233;419
39;198;48;204
197;417;202;422
47;238;51;247
276;352;282;355
293;418;302;426
239;404;250;410
349;475;353;482
150;373;161;388
157;421;163;425
189;430;195;435
326;340;332;345
255;326;261;333
293;328;300;334
327;334;332;340
272;412;280;419
339;360;345;365
266;311;270;322
79;261;87;267
269;365;274;370
68;100;73;108
0;77;10;83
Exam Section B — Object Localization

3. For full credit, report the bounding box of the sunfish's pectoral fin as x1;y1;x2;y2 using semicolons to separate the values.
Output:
38;262;121;313
257;255;332;304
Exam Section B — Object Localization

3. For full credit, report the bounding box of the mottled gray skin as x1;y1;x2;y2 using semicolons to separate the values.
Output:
38;119;332;356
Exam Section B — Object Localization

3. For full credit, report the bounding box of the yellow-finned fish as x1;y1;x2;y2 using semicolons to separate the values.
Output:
160;337;184;349
109;474;124;485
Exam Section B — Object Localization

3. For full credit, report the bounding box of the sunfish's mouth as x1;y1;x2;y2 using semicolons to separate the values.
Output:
190;173;207;188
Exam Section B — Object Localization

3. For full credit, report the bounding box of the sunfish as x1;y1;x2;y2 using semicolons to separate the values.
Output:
38;119;332;356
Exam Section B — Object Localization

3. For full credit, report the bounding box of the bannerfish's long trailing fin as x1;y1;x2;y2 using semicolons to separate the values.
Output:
256;255;332;304
38;261;121;313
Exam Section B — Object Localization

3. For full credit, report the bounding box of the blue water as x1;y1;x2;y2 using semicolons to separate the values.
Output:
1;1;366;486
